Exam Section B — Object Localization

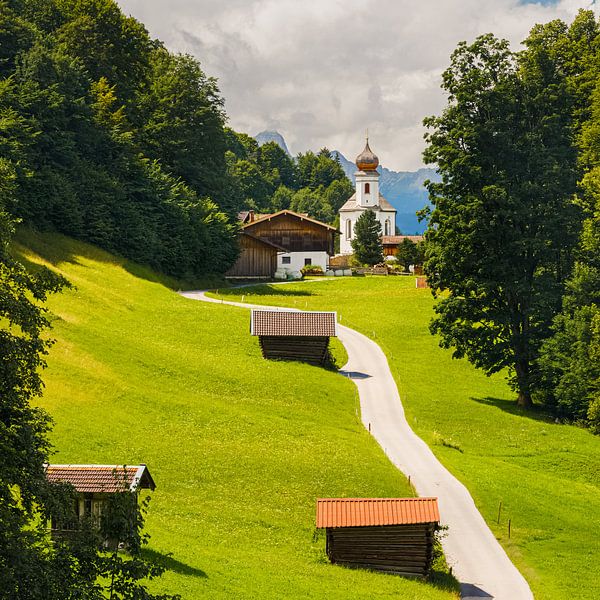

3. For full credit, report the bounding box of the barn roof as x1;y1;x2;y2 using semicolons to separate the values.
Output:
251;310;337;337
316;498;440;528
382;235;424;245
243;209;339;232
46;464;156;493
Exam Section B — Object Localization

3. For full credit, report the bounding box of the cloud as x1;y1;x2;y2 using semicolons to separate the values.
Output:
118;0;597;170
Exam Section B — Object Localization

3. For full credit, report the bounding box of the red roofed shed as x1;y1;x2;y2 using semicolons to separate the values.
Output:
46;464;155;536
316;498;440;577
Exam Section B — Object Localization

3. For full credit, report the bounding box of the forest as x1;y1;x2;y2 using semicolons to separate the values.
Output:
0;0;350;280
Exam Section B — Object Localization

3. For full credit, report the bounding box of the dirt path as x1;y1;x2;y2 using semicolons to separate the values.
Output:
181;289;534;600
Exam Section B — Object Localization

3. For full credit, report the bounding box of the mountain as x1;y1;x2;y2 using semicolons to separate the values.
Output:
255;130;292;156
252;131;437;234
332;150;439;235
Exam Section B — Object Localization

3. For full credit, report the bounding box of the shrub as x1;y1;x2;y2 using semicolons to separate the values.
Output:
301;264;324;276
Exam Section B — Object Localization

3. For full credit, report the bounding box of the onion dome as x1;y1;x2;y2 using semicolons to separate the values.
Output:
355;139;379;171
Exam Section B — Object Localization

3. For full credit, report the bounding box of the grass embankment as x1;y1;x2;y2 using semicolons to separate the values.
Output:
16;230;458;600
210;277;600;600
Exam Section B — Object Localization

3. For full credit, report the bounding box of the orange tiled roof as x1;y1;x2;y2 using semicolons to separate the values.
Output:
251;310;337;337
46;465;155;493
316;498;440;528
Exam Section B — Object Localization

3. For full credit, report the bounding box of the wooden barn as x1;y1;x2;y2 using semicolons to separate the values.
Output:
316;498;440;577
382;235;424;257
244;210;338;274
46;464;155;533
226;232;285;279
250;309;337;365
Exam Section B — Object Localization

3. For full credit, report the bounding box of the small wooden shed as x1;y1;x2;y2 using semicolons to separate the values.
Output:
46;464;155;533
250;309;337;365
316;498;440;577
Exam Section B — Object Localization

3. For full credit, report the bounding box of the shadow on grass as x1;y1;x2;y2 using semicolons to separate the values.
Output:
428;568;461;595
142;548;208;579
471;396;555;424
217;284;313;297
14;226;223;291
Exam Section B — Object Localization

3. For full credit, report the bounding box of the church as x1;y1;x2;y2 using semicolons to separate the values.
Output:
339;139;396;255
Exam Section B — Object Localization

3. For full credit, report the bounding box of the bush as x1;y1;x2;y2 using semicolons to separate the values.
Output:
301;264;324;276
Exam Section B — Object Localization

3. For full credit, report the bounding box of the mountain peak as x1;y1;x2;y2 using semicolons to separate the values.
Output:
255;130;291;156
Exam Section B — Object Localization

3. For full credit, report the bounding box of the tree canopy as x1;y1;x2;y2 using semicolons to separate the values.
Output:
423;33;581;407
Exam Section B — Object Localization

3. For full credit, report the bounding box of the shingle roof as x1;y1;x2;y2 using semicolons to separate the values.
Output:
46;465;156;493
316;498;440;528
243;209;339;232
251;310;337;337
339;193;396;212
382;235;424;245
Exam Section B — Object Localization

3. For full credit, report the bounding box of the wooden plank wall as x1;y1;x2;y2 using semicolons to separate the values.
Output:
226;235;277;278
259;336;330;364
326;524;435;578
246;214;334;254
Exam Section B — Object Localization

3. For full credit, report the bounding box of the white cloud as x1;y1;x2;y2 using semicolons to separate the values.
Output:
118;0;597;170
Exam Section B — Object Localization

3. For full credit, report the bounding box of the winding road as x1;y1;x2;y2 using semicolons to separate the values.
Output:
181;289;534;600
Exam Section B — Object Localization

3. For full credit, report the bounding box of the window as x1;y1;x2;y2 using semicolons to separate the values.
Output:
304;258;312;266
365;183;370;194
346;219;352;239
384;220;390;236
282;256;291;264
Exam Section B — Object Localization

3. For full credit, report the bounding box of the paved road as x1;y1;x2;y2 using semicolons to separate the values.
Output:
181;290;534;600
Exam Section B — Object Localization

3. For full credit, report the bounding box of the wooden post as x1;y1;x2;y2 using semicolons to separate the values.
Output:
508;519;511;539
497;501;502;524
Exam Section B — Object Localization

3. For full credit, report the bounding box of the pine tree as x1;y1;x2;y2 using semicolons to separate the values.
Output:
351;210;383;265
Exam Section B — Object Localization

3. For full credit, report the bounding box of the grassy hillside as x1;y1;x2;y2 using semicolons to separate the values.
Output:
16;230;458;600
210;277;600;600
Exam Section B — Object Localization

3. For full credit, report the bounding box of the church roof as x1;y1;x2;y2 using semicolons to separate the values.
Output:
339;193;396;213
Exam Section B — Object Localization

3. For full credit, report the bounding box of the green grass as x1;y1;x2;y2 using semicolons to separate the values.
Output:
209;276;600;600
16;230;458;599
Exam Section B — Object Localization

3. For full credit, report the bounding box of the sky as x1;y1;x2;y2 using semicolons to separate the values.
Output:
117;0;597;171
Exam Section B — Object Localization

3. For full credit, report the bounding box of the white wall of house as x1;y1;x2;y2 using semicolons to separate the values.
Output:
278;251;329;273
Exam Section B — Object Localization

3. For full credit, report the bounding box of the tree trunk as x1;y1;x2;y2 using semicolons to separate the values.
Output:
516;389;532;408
514;359;533;408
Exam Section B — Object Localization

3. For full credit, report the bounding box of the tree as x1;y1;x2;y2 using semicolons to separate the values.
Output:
352;209;383;265
396;238;419;273
536;13;600;427
422;34;581;407
290;187;333;223
0;158;69;597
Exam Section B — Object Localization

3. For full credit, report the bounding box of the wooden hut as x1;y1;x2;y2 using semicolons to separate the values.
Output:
316;498;440;577
382;235;424;258
250;309;337;364
226;232;286;280
46;464;155;534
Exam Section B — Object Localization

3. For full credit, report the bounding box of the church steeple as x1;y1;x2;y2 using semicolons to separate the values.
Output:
355;136;380;207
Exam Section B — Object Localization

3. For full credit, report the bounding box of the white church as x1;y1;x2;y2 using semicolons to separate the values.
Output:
339;139;396;255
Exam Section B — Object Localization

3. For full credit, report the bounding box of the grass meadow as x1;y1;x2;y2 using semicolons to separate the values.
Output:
210;276;600;600
16;230;458;599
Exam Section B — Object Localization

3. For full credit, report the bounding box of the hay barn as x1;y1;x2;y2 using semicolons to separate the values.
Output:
250;309;337;365
46;464;155;533
316;498;440;577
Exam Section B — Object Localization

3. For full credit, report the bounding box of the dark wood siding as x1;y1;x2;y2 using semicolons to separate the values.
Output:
325;524;436;577
246;214;335;254
258;336;330;364
226;234;278;278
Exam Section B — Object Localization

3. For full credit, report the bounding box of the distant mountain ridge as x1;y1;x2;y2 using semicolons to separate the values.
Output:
254;131;438;234
255;130;291;156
